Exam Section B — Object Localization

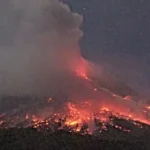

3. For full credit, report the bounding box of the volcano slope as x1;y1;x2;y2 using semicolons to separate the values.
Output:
0;73;150;149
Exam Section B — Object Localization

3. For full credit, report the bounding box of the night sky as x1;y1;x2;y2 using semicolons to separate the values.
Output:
67;0;150;96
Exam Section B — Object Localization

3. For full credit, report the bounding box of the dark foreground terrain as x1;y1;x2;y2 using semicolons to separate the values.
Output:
0;128;149;150
0;95;150;150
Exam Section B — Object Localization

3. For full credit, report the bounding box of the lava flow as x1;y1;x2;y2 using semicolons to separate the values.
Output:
0;60;150;135
74;62;150;126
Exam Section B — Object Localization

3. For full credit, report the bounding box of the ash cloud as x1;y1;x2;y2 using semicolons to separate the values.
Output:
0;0;83;96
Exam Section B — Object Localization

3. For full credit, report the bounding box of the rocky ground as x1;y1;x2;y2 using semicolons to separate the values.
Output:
0;128;149;150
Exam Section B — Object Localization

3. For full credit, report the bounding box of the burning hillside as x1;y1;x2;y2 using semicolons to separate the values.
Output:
0;63;150;136
0;0;150;139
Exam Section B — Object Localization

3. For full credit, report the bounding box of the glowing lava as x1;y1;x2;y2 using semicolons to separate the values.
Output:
74;61;150;128
75;58;91;81
0;61;150;135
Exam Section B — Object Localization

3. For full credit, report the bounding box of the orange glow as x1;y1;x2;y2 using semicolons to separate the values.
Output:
94;88;98;91
0;120;3;125
1;60;150;134
47;97;54;103
75;58;91;81
31;115;45;128
25;113;29;119
146;106;150;109
101;107;109;112
17;66;150;133
1;97;150;133
124;96;132;101
76;68;90;80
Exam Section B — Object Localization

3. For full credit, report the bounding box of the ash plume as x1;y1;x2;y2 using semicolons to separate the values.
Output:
0;0;150;133
0;0;83;96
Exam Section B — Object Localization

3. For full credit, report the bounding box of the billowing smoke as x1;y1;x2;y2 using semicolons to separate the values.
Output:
0;0;84;96
0;0;150;129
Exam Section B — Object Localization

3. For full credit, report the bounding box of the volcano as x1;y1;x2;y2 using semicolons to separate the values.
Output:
0;59;150;136
0;1;150;145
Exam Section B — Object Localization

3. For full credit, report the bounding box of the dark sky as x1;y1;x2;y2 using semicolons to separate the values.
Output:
67;0;150;96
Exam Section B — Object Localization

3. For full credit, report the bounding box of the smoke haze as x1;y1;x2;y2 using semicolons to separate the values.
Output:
0;0;84;96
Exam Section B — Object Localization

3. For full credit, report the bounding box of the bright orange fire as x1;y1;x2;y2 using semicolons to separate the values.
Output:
75;58;91;81
23;101;141;134
146;106;150;110
25;113;29;119
0;60;150;135
74;62;150;129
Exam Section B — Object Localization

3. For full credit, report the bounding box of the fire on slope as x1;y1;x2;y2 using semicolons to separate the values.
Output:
0;59;150;134
0;95;150;134
14;99;148;134
74;61;150;126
